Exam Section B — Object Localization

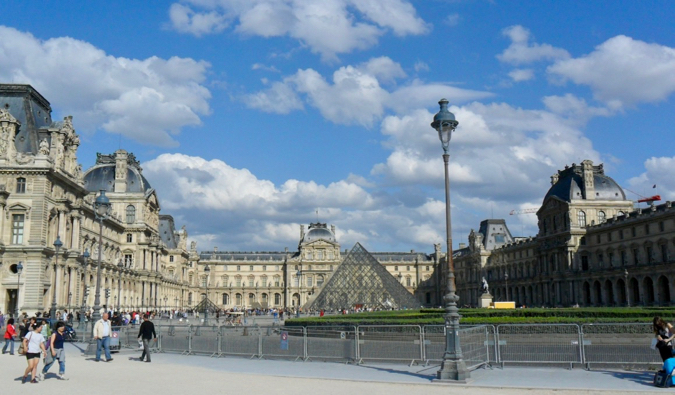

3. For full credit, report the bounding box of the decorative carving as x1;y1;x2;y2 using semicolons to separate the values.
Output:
38;138;50;155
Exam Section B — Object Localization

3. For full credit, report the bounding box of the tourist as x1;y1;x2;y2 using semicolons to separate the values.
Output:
654;316;675;362
2;318;16;355
40;321;69;380
21;322;46;384
137;314;157;362
93;313;113;362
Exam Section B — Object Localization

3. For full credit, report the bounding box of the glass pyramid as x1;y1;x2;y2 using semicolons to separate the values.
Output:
304;243;421;310
194;297;219;313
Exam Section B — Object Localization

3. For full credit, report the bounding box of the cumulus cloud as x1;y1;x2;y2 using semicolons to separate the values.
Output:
169;0;429;60
143;153;454;251
244;57;492;127
627;156;675;201
547;35;675;109
497;25;570;65
0;26;211;147
169;3;229;36
371;101;602;206
508;68;534;82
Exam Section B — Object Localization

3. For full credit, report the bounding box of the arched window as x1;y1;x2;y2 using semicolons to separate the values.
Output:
598;211;606;223
126;205;136;223
578;211;586;227
235;293;242;305
274;293;281;305
222;294;229;304
317;275;325;287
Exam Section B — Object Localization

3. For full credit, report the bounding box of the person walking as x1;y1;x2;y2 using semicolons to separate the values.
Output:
21;322;46;384
93;313;113;362
137;314;156;362
2;318;16;355
40;321;69;380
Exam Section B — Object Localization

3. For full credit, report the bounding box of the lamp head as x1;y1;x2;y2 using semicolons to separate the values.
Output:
430;98;459;153
17;261;23;274
53;235;63;251
117;259;123;269
204;264;210;273
94;190;112;219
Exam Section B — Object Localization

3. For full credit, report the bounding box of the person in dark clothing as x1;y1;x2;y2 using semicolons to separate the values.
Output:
137;314;156;362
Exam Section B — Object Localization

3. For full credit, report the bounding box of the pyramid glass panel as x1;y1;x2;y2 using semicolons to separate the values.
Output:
305;243;421;310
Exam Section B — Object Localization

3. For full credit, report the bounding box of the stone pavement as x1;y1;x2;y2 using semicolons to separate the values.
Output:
0;343;664;394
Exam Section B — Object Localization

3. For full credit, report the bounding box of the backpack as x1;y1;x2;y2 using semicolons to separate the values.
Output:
654;370;671;388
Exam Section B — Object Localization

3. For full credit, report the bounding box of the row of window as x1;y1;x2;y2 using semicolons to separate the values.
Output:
304;250;336;260
585;221;667;245
391;265;431;271
583;244;670;270
218;292;283;306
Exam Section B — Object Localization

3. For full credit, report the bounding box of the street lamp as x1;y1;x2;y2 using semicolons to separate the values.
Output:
15;262;23;319
624;269;630;307
163;296;168;312
50;235;63;320
117;259;123;314
204;264;210;324
91;190;112;324
431;98;468;382
505;272;509;301
296;264;302;317
80;249;90;327
398;272;403;283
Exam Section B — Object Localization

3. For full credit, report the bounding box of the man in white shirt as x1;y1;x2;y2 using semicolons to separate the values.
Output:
92;313;113;362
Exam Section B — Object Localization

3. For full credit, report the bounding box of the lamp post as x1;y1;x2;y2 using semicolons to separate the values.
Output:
505;272;509;301
91;190;112;324
203;264;210;324
15;262;23;319
431;98;468;381
624;269;630;307
80;249;90;327
296;264;302;317
50;235;63;320
163;296;168;313
117;259;123;314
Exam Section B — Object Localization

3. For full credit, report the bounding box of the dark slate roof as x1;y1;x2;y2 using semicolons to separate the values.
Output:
478;219;514;250
83;153;152;193
544;162;625;203
0;84;53;154
302;223;336;243
159;215;177;249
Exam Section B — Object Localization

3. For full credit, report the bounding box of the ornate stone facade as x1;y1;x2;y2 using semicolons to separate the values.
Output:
454;160;675;307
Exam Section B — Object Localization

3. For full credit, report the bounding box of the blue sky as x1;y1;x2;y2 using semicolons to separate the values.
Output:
1;0;674;253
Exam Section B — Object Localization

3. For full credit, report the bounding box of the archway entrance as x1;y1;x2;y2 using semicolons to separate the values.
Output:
643;277;655;305
657;276;671;305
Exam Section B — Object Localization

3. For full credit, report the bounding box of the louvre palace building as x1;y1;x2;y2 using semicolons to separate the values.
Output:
2;84;673;316
0;84;441;316
454;160;675;308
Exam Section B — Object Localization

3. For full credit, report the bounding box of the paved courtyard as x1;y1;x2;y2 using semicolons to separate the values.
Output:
0;343;665;394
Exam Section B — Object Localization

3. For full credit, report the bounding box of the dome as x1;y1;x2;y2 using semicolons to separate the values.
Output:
302;223;337;243
544;161;626;203
83;151;152;193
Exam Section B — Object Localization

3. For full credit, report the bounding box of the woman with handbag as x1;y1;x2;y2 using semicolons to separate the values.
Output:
654;316;675;362
39;321;69;380
21;322;46;384
2;318;16;355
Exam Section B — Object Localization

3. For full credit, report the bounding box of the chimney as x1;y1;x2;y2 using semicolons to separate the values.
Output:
300;225;305;239
582;160;595;200
114;149;128;193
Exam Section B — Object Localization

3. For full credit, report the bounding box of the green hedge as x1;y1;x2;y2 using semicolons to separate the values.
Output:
285;307;674;327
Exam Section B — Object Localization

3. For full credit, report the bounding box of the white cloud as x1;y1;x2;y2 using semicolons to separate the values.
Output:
168;3;229;36
627;156;675;201
170;0;429;60
497;25;570;65
0;26;211;147
444;13;460;27
414;61;429;73
143;152;456;251
508;68;534;82
245;58;492;126
547;35;675;108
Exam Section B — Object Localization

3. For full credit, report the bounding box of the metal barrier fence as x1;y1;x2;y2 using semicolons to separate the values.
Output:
102;323;661;370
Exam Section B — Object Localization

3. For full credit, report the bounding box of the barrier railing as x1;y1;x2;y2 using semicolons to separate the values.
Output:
581;323;661;368
357;325;423;365
496;324;583;368
423;325;492;369
305;326;357;362
135;323;660;370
